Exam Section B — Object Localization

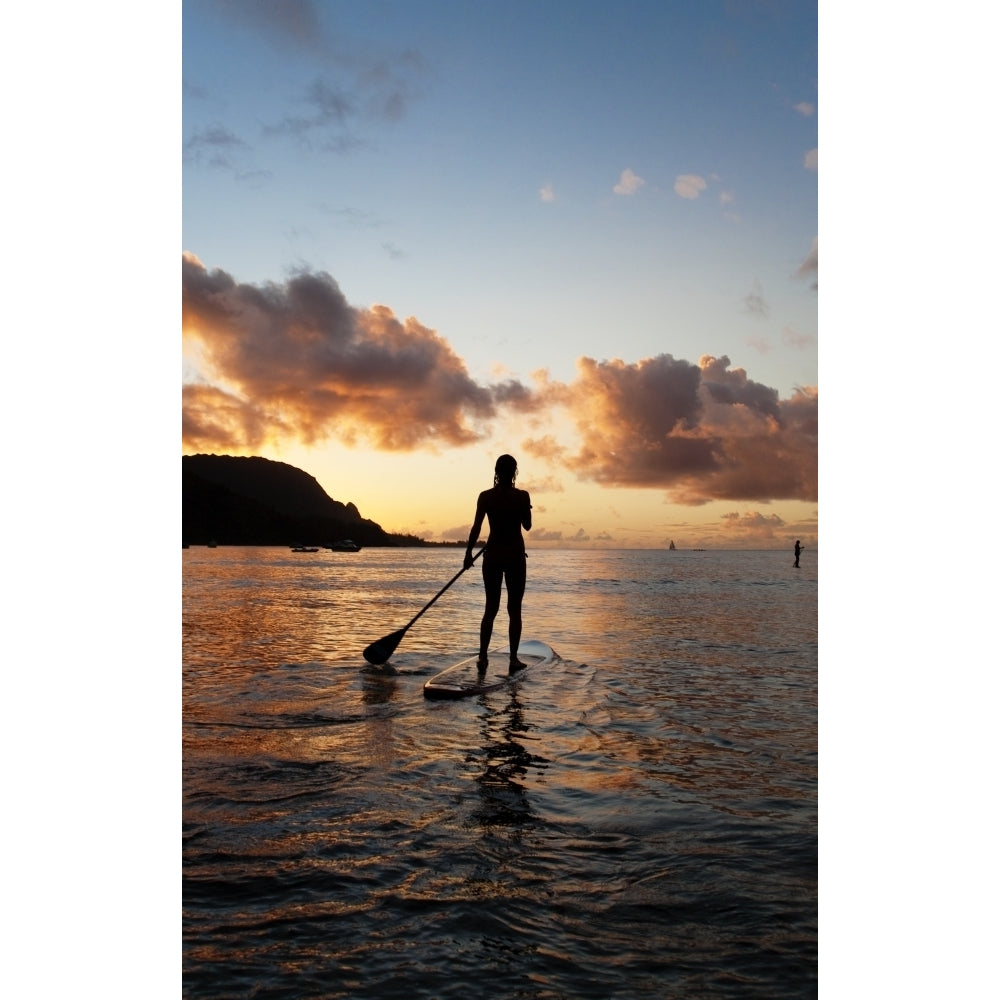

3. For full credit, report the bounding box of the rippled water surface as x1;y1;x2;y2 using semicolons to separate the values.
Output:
183;547;817;999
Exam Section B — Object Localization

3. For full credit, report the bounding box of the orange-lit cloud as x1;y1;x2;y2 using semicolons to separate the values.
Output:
720;510;787;542
521;434;569;464
182;252;535;451
182;383;279;451
183;255;817;505
553;354;817;505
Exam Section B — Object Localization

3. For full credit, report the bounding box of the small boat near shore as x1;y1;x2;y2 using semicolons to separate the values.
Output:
329;539;361;552
290;546;320;553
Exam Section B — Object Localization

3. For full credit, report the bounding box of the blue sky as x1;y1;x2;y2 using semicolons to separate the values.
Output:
182;0;818;548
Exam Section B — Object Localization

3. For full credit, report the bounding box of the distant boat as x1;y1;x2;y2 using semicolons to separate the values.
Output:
329;539;361;552
291;546;319;553
669;540;676;550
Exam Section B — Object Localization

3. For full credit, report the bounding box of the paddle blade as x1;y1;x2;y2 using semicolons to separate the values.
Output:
363;628;406;665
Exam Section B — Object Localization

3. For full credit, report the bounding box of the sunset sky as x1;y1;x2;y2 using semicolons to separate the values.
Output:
182;0;818;549
10;5;1000;982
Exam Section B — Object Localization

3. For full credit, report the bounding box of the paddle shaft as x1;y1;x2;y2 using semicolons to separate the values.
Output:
363;547;484;663
402;546;484;630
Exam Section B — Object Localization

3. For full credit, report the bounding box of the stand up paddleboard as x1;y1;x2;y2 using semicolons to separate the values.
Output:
423;639;558;700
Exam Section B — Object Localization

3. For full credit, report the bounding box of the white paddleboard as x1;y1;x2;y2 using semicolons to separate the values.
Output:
422;639;558;700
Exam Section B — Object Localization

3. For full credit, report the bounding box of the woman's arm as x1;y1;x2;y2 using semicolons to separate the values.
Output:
464;494;487;568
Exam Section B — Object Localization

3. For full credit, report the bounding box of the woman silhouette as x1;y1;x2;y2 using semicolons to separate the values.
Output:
464;455;532;672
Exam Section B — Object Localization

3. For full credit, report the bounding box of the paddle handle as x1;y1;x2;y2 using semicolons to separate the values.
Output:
402;546;484;630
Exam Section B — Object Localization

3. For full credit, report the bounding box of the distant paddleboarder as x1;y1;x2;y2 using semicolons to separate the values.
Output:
794;540;803;568
464;454;532;673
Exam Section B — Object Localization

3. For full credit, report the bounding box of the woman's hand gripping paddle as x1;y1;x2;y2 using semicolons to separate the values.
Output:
362;547;484;665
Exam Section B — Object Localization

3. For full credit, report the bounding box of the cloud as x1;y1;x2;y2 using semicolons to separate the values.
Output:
182;383;276;451
804;148;817;170
529;528;568;542
554;354;817;505
539;183;555;203
183;125;250;167
209;1;428;147
182;253;536;452
521;434;568;464
743;279;769;318
183;125;271;182
674;174;707;199
211;0;327;53
793;101;815;117
262;78;365;151
183;256;817;506
613;168;645;195
263;57;427;149
795;237;818;288
519;472;565;494
782;325;814;349
720;510;787;541
316;204;386;229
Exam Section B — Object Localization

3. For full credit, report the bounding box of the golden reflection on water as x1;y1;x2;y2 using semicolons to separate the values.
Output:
184;547;816;998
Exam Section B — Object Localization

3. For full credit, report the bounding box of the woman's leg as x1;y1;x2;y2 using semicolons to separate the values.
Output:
479;558;503;664
505;558;527;666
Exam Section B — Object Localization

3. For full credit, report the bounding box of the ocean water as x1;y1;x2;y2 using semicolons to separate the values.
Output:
183;546;817;999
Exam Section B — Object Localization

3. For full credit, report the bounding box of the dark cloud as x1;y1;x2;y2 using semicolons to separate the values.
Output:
205;1;428;150
491;380;547;412
556;354;817;504
558;354;711;487
183;125;250;168
263;79;363;150
183;124;271;183
742;279;769;318
182;254;535;452
211;0;328;54
183;256;817;506
795;237;818;289
264;64;426;150
700;355;781;420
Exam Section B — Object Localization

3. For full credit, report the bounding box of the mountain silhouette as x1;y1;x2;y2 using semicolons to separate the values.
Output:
182;454;422;547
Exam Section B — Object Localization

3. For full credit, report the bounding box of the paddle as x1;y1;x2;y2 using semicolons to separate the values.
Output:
363;547;485;664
